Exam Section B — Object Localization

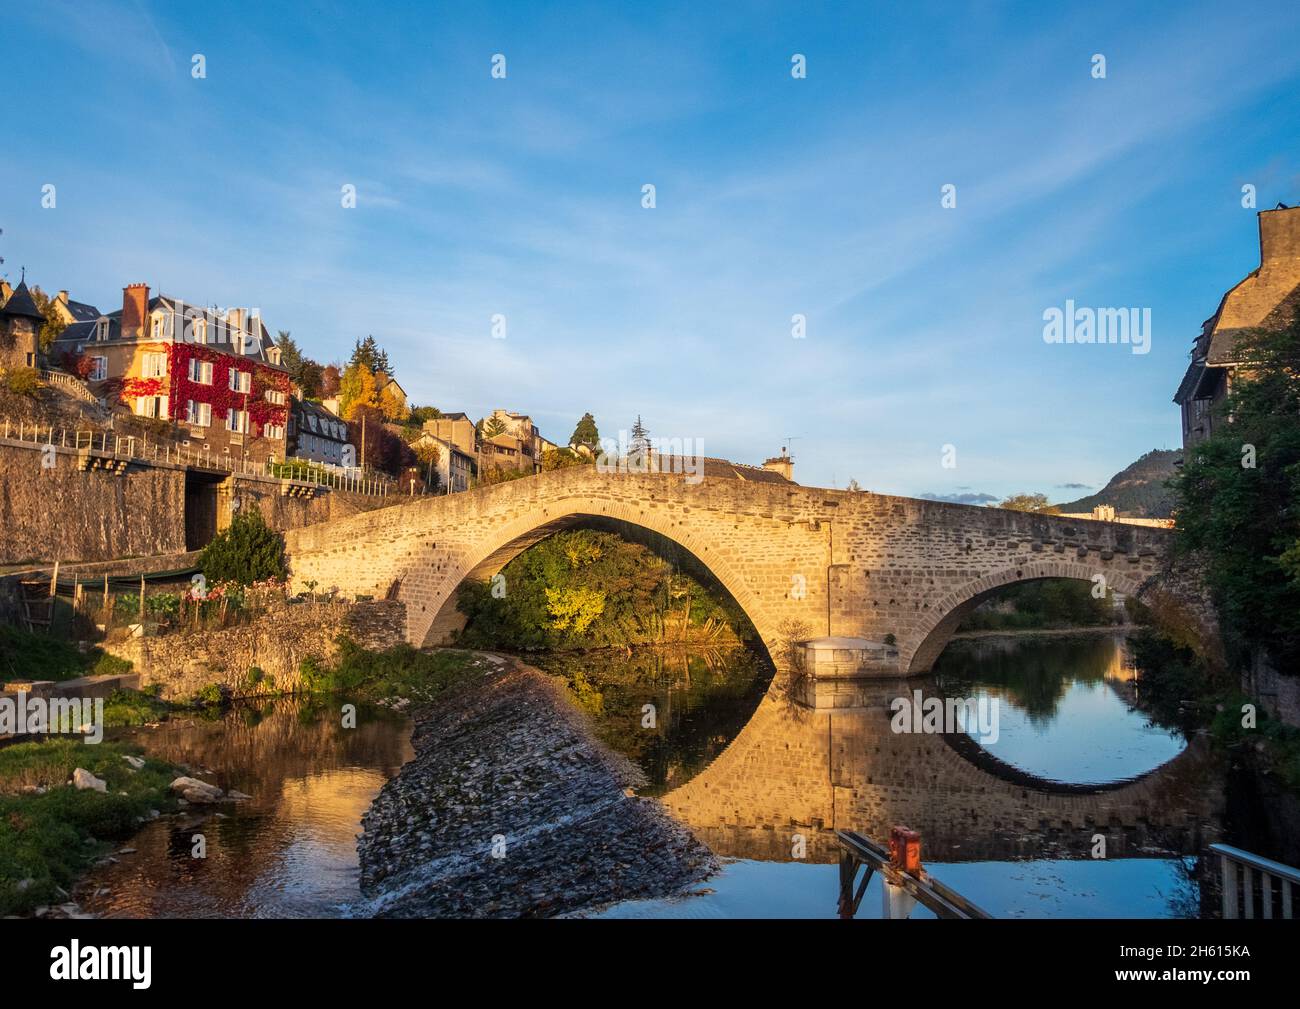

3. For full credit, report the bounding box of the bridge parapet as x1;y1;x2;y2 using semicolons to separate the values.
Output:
282;467;1209;674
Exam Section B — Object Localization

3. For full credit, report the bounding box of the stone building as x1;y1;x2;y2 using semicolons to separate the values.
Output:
48;283;292;463
49;288;101;327
479;409;550;476
1175;203;1300;448
0;276;44;371
422;412;476;457
407;430;474;493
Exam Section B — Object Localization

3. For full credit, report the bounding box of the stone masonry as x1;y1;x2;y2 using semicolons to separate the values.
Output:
103;600;405;701
661;684;1223;864
282;467;1205;675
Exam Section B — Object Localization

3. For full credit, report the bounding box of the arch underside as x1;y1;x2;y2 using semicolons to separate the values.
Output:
409;508;774;657
904;561;1150;674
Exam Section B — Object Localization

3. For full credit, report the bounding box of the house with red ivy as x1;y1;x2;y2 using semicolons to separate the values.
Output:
50;283;292;463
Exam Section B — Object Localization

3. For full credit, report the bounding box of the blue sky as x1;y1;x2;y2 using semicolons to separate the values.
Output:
3;1;1298;498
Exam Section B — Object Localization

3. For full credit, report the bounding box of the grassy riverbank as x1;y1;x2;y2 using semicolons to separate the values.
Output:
0;738;178;916
0;625;131;683
299;639;488;705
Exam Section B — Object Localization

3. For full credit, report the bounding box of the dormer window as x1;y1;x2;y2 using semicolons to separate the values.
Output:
151;314;164;339
194;318;208;344
95;318;109;341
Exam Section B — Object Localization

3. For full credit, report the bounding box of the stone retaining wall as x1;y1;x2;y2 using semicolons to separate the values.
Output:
102;599;406;701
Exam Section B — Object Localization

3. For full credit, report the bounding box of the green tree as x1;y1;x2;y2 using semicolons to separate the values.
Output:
349;335;391;376
629;415;650;458
1174;310;1300;666
478;415;507;440
569;412;600;450
997;492;1060;514
199;507;287;586
408;405;442;426
276;331;323;398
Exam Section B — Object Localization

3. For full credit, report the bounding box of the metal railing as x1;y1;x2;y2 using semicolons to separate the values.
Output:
836;829;992;919
1211;842;1299;919
0;416;392;496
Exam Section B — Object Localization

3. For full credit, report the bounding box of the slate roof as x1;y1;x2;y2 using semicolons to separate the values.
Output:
48;293;285;370
0;280;43;321
61;298;101;322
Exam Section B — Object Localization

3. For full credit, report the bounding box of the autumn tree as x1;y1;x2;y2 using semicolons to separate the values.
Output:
320;363;342;398
339;362;379;419
379;381;410;423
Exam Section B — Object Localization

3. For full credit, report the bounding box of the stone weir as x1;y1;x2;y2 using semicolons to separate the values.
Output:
356;664;718;918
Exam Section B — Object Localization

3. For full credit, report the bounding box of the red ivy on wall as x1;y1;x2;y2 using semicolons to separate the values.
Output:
119;343;290;437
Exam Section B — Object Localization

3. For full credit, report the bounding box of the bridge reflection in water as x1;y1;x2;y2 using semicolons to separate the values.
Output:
657;647;1223;869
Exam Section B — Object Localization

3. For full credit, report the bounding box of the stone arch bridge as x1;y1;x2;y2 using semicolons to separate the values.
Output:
283;467;1209;675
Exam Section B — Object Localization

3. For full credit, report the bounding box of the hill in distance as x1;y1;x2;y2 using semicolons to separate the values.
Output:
1055;449;1181;518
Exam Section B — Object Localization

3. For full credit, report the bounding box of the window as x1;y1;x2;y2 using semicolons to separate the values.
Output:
88;356;108;381
151;315;164;339
188;359;213;384
186;400;212;427
134;395;169;419
142;351;167;378
94;319;109;341
228;369;251;394
226;409;249;434
263;423;285;440
194;318;208;344
265;388;286;406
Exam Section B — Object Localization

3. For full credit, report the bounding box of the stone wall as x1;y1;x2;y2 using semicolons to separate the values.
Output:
102;599;405;701
0;438;186;565
0;438;400;565
283;467;1200;674
1244;650;1300;728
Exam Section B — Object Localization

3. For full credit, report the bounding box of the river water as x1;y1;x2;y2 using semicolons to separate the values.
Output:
79;632;1228;918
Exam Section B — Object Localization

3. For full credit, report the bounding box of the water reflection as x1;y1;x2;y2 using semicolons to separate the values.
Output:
78;698;412;918
584;633;1223;919
933;634;1186;785
529;645;771;795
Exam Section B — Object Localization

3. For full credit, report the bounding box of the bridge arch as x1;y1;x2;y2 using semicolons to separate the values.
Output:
401;495;779;655
902;560;1150;673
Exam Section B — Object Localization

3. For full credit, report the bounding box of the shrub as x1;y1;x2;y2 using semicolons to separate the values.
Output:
198;507;287;586
192;683;229;708
1;367;41;397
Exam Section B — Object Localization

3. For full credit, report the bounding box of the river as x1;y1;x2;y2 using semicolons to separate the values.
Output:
78;632;1231;918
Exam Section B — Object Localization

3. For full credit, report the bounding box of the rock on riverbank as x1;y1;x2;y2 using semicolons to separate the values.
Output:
357;665;718;917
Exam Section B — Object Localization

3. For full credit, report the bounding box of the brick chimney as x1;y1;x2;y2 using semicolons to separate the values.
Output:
121;283;149;338
57;290;69;305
